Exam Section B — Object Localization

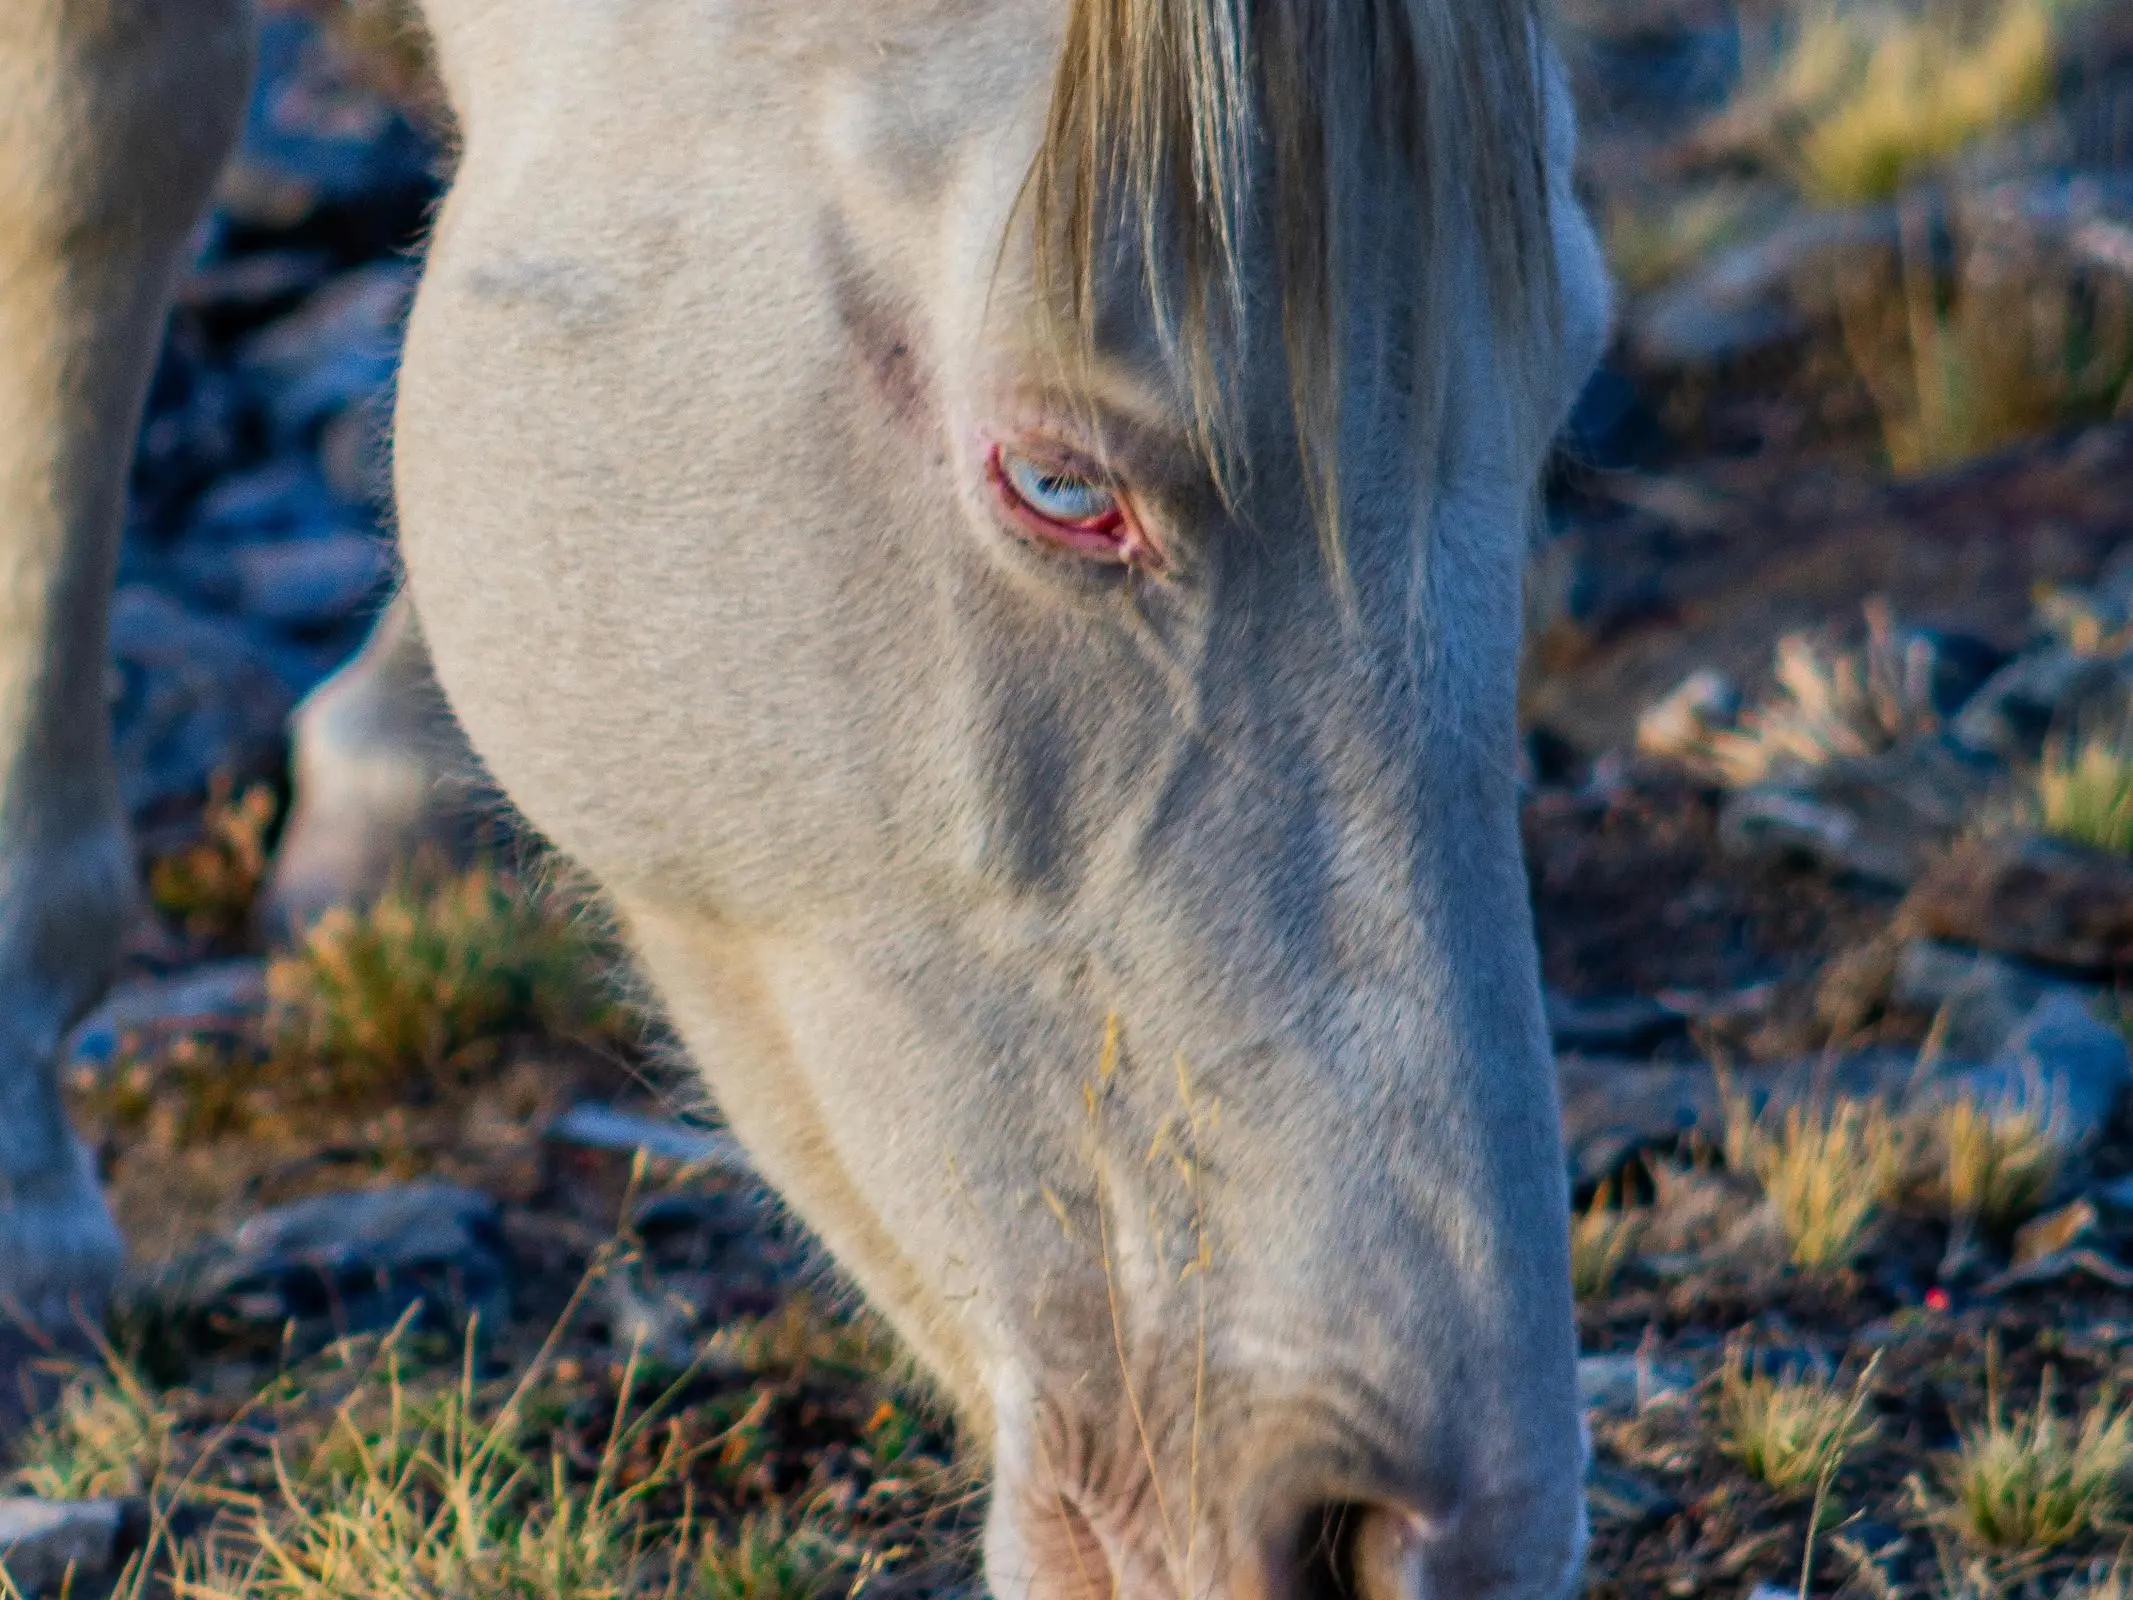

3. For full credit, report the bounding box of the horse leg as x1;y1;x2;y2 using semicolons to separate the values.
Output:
0;0;253;1345
260;591;493;934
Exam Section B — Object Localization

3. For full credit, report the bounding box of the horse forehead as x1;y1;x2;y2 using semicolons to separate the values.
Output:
793;0;1059;219
425;0;1051;140
429;0;1055;270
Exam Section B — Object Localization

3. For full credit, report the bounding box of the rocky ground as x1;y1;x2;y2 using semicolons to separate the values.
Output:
10;3;2133;1599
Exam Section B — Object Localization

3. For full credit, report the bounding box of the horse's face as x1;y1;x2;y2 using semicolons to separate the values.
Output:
395;2;1610;1597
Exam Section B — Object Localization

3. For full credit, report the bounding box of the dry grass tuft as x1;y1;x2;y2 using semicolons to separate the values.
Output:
266;864;624;1102
1930;1094;2066;1236
1728;1088;1903;1272
1937;1367;2133;1553
150;780;280;945
8;1358;177;1501
690;1513;848;1600
68;864;633;1186
158;1342;842;1600
700;1298;907;1389
1717;1348;1880;1497
1691;602;1937;784
1834;209;2133;476
80;1033;261;1155
1570;1182;1644;1300
0;1210;949;1600
18;1325;870;1600
2054;1559;2133;1600
1721;0;2064;204
2038;729;2133;858
1900;1540;2133;1600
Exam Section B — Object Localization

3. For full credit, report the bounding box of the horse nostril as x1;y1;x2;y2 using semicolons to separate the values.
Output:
1290;1504;1423;1600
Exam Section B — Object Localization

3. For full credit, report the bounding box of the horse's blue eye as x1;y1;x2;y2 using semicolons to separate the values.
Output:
1000;451;1118;525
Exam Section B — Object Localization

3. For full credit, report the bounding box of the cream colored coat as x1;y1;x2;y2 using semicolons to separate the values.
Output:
0;4;1611;1596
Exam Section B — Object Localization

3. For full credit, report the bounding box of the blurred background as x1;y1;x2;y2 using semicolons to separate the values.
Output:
25;6;2133;1600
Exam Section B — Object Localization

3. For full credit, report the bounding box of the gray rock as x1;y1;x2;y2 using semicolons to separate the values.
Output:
1746;1052;1927;1117
1950;646;2133;762
1977;1246;2133;1295
1631;291;1798;371
1586;1462;1680;1529
1627;204;1898;368
1578;1352;1696;1418
2092;1172;2133;1214
66;959;268;1072
1721;785;1908;883
176;249;332;316
546;1103;753;1174
1917;629;2015;720
2084;542;2133;622
1546;991;1683;1054
241;263;413;442
596;1268;701;1369
1956;171;2133;277
1718;740;1995;888
1631;174;2133;376
241;264;412;373
1931;992;2132;1148
1558;1057;1720;1184
256;595;498;933
214;15;435;230
230;534;392;631
1890;940;2094;1061
1901;832;2133;974
187;459;351;544
1560;1049;1946;1183
1575;20;1740;122
213;157;320;232
0;1498;124;1596
109;586;299;817
182;1182;510;1339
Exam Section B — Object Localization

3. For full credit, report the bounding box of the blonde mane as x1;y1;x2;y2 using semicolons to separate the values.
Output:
1031;0;1562;560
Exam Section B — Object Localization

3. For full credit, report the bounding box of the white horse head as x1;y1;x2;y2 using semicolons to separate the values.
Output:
392;2;1611;1596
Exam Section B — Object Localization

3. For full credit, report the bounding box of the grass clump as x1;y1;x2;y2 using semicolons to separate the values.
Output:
1717;1348;1881;1496
692;1513;846;1600
2056;1561;2133;1600
1835;211;2133;476
1696;602;1938;785
79;1033;261;1154
1728;1089;1903;1272
148;1334;857;1600
150;780;279;944
181;1370;649;1600
267;864;622;1099
1789;0;2060;204
1570;1182;1643;1300
1932;1094;2065;1236
9;1358;176;1501
1722;0;2066;204
1939;1367;2133;1553
2038;730;2133;857
703;1298;887;1382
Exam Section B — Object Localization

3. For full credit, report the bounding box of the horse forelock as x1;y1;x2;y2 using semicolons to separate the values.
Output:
1028;0;1564;575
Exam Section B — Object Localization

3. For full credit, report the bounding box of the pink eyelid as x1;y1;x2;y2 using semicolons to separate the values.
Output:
983;444;1166;572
